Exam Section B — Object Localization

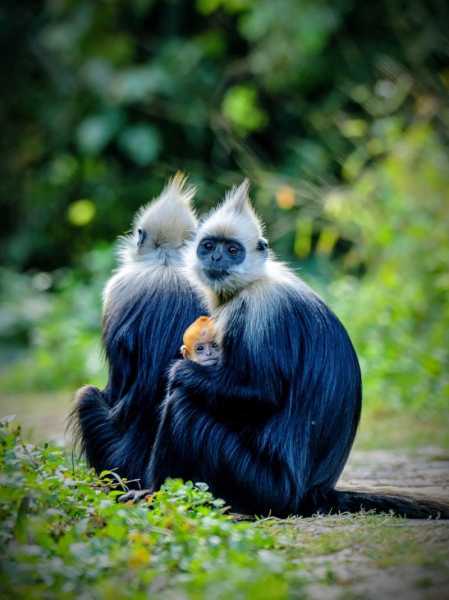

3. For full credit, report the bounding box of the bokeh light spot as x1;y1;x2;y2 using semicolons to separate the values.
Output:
67;199;96;227
276;185;296;210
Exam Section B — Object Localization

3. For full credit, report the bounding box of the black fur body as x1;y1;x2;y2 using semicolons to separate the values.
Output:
75;268;207;484
72;174;208;485
146;276;362;516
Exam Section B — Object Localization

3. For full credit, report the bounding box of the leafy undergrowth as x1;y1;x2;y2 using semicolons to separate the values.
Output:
0;419;302;600
2;418;449;600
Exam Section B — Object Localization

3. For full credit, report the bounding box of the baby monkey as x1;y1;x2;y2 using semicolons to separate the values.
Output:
180;316;221;366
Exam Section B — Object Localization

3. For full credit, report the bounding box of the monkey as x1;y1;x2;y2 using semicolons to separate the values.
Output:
180;316;221;366
71;173;208;485
136;179;449;519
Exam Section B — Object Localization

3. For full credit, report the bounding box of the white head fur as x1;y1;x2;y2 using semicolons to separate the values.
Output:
118;172;197;267
186;179;268;299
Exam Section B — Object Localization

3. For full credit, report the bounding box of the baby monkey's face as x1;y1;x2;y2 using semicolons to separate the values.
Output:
181;316;221;366
191;338;221;366
181;333;221;366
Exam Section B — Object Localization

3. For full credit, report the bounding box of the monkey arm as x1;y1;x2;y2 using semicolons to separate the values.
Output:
145;389;297;515
169;360;281;419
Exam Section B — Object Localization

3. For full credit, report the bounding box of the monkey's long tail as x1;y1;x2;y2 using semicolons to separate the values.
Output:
69;385;120;475
303;487;449;519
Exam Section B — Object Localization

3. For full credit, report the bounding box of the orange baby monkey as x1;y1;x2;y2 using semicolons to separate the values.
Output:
181;316;221;366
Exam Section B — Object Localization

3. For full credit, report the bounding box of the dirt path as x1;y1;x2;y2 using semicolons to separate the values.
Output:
283;448;449;600
341;447;449;500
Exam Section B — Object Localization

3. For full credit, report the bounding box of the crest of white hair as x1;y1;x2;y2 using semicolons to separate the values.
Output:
196;179;263;248
117;172;197;266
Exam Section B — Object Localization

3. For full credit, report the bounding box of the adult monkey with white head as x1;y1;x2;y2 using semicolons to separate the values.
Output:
72;174;207;484
142;180;449;518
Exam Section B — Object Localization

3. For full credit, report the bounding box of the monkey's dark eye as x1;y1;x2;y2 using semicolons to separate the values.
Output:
137;228;147;248
203;241;214;252
211;342;219;349
195;344;204;353
228;245;238;255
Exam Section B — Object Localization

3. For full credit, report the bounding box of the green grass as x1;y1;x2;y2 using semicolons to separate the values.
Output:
264;513;449;569
261;513;449;599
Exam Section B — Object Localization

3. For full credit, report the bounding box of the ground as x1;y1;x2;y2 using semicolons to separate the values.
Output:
275;449;449;600
1;391;448;599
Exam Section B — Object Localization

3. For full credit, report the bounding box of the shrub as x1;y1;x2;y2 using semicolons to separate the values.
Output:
0;419;299;599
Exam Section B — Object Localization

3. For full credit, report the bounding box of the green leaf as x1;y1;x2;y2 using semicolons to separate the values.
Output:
222;85;268;134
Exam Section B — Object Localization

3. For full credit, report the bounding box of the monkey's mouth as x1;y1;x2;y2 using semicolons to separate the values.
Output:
200;358;219;366
204;268;230;281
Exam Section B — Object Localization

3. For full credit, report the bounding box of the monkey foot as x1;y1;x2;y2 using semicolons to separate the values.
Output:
117;489;153;504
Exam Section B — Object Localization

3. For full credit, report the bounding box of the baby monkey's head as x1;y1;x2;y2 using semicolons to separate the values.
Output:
181;316;220;366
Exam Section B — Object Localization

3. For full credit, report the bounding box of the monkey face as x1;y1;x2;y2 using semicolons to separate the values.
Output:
196;236;246;282
187;179;269;297
191;339;221;366
194;234;268;296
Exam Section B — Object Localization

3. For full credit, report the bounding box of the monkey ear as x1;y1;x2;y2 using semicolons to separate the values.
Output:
257;238;268;252
180;345;190;359
226;178;251;213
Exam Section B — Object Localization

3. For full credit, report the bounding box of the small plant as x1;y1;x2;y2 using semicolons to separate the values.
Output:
0;418;300;599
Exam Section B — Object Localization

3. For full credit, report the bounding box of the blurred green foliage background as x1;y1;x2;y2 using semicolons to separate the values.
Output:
1;0;448;412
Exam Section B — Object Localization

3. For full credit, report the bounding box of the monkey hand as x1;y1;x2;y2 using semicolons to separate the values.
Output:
169;360;217;399
117;489;154;504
